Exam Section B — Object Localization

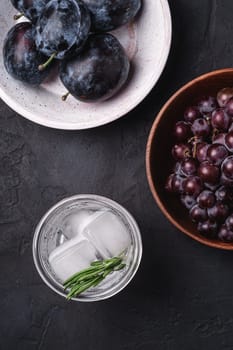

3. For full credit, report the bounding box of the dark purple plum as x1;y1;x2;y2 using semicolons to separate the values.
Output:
82;0;141;31
11;0;49;23
3;22;52;85
35;0;90;61
60;34;130;102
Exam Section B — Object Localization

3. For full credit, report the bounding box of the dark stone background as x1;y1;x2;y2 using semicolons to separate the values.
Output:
1;1;233;349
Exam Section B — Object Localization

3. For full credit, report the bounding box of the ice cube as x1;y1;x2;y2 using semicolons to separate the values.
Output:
63;210;94;240
83;211;131;259
49;239;97;282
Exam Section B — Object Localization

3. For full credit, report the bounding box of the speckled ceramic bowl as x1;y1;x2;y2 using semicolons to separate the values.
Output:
0;0;171;129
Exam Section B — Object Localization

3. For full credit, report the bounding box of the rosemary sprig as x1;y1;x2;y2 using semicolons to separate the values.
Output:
63;256;126;300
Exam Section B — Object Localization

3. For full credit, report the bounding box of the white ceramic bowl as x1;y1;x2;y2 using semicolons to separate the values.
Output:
0;0;172;129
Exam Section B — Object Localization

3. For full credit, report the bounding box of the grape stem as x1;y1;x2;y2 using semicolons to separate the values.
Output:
188;136;198;158
62;92;70;101
212;128;219;141
38;52;56;71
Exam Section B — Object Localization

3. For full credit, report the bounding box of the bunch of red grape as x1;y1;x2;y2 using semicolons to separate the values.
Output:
166;88;233;242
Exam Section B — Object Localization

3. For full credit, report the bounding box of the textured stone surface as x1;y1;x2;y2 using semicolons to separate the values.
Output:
1;1;233;349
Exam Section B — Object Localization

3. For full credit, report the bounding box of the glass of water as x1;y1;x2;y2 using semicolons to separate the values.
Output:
32;194;142;302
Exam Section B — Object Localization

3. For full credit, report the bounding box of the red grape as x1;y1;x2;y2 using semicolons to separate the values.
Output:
197;220;218;237
197;190;215;208
172;144;190;160
224;132;233;152
183;176;203;196
181;158;198;176
191;118;210;138
198;96;217;114
198;161;219;184
190;205;208;222
225;98;233;116
196;142;209;162
217;87;233;107
208;203;229;222
184;106;201;123
221;156;233;179
206;144;228;166
171;175;185;193
211;109;230;131
218;225;233;242
174;121;191;141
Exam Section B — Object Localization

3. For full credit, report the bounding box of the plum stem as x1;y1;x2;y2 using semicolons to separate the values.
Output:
14;13;24;20
38;53;56;71
62;92;70;101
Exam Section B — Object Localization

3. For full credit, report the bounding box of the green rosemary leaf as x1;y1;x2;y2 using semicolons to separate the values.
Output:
64;255;125;299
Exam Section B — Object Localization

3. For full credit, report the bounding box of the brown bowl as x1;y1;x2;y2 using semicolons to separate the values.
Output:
146;68;233;250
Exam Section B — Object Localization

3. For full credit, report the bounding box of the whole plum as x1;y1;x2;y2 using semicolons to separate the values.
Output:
60;33;130;102
82;0;141;31
35;0;90;61
3;22;52;85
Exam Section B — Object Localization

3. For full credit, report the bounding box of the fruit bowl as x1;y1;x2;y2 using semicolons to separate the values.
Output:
146;68;233;250
0;0;171;130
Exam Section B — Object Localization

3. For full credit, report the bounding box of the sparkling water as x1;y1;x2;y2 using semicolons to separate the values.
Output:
49;209;131;282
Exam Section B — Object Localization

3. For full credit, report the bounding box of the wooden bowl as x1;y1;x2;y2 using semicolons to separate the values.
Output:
146;68;233;250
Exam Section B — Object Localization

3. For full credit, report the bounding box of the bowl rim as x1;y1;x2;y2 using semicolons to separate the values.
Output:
146;68;233;250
